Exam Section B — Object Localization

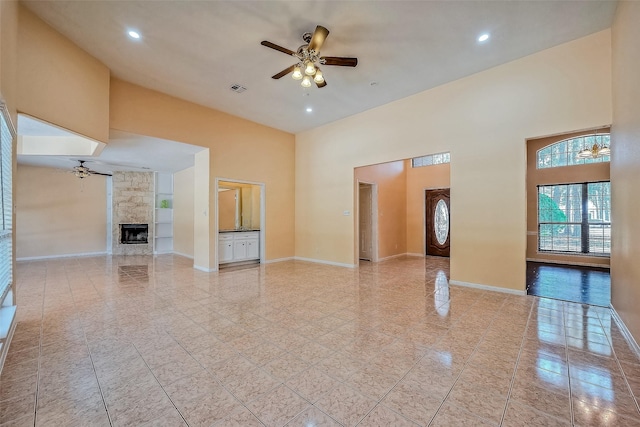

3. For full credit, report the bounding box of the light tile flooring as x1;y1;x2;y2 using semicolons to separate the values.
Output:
2;255;640;426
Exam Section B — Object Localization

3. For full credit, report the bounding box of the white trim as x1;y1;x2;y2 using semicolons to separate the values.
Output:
449;279;526;295
172;251;194;260
526;258;610;269
16;251;107;262
406;253;424;257
264;257;294;264
194;265;218;273
378;253;407;262
0;311;16;376
609;305;640;360
293;256;356;269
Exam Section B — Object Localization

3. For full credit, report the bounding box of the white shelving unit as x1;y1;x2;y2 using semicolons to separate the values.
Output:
154;172;173;254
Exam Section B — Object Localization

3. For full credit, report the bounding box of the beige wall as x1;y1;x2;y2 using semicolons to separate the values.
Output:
296;30;612;290
1;0;18;122
110;79;295;268
16;165;107;258
173;166;194;258
193;150;211;269
526;130;610;267
17;5;110;143
611;1;640;342
355;161;407;260
406;161;450;255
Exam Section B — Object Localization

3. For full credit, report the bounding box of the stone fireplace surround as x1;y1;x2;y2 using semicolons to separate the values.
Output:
111;172;154;255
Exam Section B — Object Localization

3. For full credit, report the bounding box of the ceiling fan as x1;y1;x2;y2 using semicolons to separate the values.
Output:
70;160;112;179
261;25;358;88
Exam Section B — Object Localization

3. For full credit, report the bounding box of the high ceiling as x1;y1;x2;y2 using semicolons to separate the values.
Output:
23;0;617;135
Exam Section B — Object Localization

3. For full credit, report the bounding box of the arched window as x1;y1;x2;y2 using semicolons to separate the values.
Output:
537;134;610;169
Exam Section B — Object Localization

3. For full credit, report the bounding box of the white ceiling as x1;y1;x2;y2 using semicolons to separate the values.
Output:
18;117;205;174
17;1;617;173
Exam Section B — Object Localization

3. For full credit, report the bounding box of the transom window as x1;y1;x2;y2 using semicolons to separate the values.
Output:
537;134;610;169
412;152;450;168
538;182;610;255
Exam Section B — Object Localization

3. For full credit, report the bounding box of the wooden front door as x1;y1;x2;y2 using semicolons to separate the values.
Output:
426;189;450;257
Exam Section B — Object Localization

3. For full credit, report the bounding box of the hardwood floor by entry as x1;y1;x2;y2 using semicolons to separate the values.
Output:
526;262;611;307
2;255;637;425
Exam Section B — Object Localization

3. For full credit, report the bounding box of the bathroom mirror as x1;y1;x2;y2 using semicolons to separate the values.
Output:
218;181;261;230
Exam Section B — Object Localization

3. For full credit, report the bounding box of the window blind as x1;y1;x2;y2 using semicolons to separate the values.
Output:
0;106;13;301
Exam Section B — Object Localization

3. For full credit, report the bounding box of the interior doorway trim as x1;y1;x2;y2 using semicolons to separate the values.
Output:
214;177;266;270
356;180;378;263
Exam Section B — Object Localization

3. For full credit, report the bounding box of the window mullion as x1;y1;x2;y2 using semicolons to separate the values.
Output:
581;183;589;253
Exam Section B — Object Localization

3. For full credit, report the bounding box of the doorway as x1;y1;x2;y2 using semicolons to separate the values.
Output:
215;178;266;270
425;188;450;257
358;182;377;261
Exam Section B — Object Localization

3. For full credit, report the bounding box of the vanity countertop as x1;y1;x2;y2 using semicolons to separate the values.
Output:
219;229;260;233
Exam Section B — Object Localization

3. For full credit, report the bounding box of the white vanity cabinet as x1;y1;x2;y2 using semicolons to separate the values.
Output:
219;231;259;264
218;234;234;263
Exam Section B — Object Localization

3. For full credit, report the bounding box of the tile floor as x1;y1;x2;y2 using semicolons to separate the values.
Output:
526;262;611;307
2;255;639;426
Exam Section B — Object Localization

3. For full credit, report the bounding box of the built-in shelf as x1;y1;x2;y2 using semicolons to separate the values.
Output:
154;173;173;254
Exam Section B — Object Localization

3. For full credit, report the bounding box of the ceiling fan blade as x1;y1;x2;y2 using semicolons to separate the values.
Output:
261;40;296;56
315;79;327;88
308;25;329;52
321;56;358;67
89;171;113;177
272;64;296;79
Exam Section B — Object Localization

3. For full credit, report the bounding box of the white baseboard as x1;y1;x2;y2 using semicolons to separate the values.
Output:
293;257;356;269
17;251;107;262
527;258;610;269
193;265;218;273
406;253;425;257
377;253;407;262
610;305;640;360
264;257;294;264
172;251;194;260
449;279;526;295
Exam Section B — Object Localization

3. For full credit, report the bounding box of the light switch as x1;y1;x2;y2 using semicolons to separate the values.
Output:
343;210;350;216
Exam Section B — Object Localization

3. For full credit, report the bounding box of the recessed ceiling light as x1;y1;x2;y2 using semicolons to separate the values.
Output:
478;33;490;42
306;107;313;113
128;30;141;40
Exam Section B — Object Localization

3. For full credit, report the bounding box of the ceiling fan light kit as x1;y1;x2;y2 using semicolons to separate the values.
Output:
71;160;112;179
261;25;358;89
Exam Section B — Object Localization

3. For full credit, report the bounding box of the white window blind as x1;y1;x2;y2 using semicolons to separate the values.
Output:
0;106;13;301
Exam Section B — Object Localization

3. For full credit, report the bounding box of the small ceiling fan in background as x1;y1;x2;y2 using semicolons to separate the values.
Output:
70;160;112;179
261;25;358;88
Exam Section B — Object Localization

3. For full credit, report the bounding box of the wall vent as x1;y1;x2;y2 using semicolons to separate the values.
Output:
230;84;247;93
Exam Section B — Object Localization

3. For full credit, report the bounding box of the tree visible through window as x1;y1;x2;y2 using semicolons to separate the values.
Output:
537;134;610;169
538;182;610;255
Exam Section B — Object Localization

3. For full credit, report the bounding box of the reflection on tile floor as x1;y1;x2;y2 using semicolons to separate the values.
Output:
3;255;639;426
526;262;611;307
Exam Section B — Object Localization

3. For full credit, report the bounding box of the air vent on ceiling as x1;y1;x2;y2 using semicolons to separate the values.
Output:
230;84;247;93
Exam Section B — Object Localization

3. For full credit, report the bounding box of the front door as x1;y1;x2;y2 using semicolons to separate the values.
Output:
426;189;450;257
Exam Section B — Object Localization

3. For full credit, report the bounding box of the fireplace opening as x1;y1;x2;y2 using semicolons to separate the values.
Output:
120;224;149;244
